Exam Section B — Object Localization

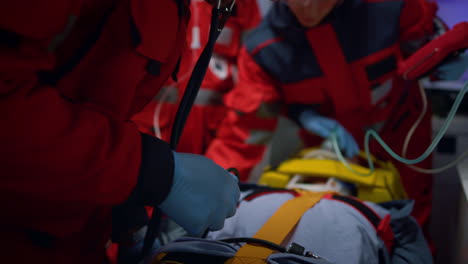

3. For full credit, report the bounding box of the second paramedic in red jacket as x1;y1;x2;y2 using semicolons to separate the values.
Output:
206;0;438;231
133;0;272;154
0;0;239;263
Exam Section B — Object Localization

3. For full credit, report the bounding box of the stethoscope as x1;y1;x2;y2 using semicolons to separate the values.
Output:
141;0;237;261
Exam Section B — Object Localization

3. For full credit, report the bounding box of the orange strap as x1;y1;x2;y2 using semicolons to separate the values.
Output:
228;191;331;264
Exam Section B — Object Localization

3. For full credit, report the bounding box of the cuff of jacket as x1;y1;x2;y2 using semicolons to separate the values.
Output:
127;133;175;206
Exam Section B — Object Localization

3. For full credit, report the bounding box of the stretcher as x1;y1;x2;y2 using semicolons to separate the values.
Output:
148;185;431;264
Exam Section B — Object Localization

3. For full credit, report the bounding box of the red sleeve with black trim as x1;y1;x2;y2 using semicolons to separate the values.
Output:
0;0;177;237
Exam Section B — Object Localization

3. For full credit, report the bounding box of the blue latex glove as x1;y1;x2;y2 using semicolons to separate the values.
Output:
298;109;359;158
159;152;240;237
436;53;468;80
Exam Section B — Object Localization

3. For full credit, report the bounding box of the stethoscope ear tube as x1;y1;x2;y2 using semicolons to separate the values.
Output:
141;0;236;260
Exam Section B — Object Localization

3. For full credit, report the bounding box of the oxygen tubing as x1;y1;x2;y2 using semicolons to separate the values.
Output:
331;80;468;176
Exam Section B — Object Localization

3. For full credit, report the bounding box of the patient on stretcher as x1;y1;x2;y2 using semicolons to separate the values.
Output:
206;184;432;264
141;149;432;264
204;149;431;264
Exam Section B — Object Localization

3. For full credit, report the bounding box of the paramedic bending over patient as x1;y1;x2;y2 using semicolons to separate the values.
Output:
206;0;446;233
0;0;239;263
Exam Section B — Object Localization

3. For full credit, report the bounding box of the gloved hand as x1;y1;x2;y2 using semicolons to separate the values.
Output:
298;109;359;158
436;53;468;80
159;152;240;237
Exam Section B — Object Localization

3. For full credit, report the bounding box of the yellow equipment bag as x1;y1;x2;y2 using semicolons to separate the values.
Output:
258;148;407;203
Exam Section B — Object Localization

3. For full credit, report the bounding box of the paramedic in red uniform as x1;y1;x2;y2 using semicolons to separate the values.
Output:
0;0;239;263
206;0;440;232
132;0;272;154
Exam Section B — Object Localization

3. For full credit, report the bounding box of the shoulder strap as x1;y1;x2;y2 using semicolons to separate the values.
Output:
230;191;331;263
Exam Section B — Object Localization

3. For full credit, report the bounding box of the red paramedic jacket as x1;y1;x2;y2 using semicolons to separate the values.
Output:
205;0;437;228
207;0;437;177
0;0;189;262
132;0;268;154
